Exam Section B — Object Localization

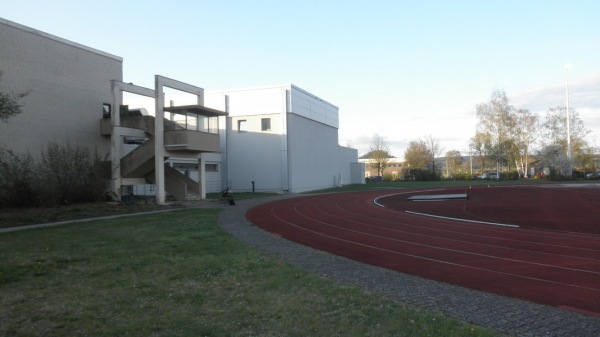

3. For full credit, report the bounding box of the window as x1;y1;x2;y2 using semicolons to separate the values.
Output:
123;136;146;145
173;163;197;171
261;118;271;131
238;119;247;132
205;163;219;172
102;103;111;118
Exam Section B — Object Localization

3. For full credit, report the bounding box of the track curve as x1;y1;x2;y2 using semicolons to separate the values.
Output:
246;185;600;316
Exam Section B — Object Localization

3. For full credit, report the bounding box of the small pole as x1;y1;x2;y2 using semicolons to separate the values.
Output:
252;181;255;193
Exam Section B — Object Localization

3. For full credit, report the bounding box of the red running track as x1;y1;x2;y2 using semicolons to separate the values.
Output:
246;185;600;317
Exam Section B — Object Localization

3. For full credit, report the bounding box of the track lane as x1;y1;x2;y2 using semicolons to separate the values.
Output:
283;200;600;289
246;187;600;315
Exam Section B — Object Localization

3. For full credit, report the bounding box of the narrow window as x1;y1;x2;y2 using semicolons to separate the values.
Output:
261;118;271;131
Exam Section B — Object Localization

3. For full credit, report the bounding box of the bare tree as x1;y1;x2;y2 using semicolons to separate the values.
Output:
368;134;392;177
469;132;489;173
542;105;592;172
423;135;444;172
538;145;570;178
0;71;29;122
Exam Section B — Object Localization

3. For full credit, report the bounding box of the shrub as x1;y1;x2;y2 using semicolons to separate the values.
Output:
405;169;440;181
0;147;36;207
0;142;110;207
500;170;520;180
383;173;395;181
36;142;110;205
450;172;473;181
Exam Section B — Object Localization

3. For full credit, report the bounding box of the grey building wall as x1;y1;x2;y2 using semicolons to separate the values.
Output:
0;18;122;157
286;113;358;192
207;84;361;193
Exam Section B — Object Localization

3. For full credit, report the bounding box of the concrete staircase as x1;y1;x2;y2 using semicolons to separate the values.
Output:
116;115;204;202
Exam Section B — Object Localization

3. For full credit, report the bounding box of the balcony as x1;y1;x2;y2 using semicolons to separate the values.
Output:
164;129;220;153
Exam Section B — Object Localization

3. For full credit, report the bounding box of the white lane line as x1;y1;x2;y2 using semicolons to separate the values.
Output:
405;210;520;228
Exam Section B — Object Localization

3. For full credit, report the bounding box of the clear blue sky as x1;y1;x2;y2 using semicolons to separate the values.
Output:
3;0;600;157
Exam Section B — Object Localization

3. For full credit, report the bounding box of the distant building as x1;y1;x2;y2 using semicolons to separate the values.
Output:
358;157;405;180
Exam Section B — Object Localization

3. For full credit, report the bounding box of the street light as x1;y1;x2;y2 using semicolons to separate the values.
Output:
565;64;572;161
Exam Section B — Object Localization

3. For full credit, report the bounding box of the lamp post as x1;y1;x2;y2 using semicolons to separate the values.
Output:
564;64;574;177
565;64;572;170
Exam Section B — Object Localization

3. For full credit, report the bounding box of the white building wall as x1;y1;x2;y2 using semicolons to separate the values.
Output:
206;87;288;192
290;87;339;128
0;18;123;157
208;86;287;116
206;85;361;193
286;113;357;192
202;152;225;193
225;113;285;192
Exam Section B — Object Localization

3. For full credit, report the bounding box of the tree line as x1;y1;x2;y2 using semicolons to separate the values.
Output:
470;89;594;179
366;89;597;180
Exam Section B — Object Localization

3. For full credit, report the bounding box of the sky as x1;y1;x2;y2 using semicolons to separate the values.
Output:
3;0;600;158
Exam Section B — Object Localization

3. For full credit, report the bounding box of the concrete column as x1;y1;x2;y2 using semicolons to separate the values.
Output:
154;76;166;204
281;88;290;192
198;155;206;200
110;80;122;200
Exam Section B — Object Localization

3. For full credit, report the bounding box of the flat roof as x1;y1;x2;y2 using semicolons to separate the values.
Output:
163;105;228;117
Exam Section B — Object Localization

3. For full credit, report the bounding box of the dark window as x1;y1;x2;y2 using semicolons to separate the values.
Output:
173;163;197;171
261;118;271;131
102;103;111;118
205;164;219;172
123;136;146;145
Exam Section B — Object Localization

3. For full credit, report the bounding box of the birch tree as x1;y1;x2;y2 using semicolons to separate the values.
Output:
511;108;539;178
475;90;515;175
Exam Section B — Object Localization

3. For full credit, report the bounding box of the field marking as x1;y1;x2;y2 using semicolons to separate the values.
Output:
405;210;520;228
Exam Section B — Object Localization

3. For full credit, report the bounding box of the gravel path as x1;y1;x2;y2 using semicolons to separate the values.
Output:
218;195;600;337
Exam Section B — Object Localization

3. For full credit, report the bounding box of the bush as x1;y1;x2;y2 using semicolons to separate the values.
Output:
0;147;36;207
0;142;110;207
500;170;520;180
383;173;395;181
449;172;473;181
405;169;440;181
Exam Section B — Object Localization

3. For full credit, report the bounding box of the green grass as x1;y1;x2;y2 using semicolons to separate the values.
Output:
0;208;499;337
0;202;174;228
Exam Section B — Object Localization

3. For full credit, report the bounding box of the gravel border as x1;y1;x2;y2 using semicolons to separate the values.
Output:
218;194;600;337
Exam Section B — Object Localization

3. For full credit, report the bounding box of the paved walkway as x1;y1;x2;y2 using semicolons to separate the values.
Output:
218;195;600;337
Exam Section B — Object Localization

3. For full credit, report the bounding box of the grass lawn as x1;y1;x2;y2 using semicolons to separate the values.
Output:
0;208;499;337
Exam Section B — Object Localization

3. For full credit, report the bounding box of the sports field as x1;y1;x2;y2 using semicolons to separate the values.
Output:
246;184;600;317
